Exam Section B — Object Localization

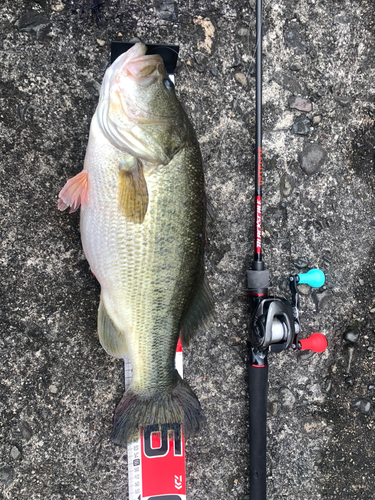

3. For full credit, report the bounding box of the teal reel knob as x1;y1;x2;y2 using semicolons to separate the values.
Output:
298;269;325;288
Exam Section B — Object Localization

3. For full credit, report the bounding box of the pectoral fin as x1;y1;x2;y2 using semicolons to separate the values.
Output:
98;297;128;358
118;160;148;224
58;170;89;213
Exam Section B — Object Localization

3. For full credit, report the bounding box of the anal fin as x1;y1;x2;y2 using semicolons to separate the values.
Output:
179;275;214;347
98;297;128;358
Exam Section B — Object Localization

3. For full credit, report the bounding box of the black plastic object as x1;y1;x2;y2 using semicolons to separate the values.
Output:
247;261;269;297
111;41;180;75
248;359;268;500
249;297;295;352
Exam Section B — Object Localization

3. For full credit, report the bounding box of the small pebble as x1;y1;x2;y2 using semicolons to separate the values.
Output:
289;96;312;112
18;103;28;121
156;0;178;21
351;399;371;414
290;62;302;71
294;256;309;269
51;1;65;11
344;330;359;343
267;401;278;416
335;95;352;107
18;11;51;40
49;385;58;394
334;13;349;24
210;68;218;77
345;376;354;387
248;63;256;77
303;419;320;434
298;283;310;295
10;446;21;460
18;11;49;31
232;51;241;68
19;420;33;441
312;115;322;125
194;51;205;65
0;467;14;487
196;65;205;73
279;387;296;409
235;73;247;87
311;291;319;311
96;39;105;47
99;60;110;72
298;144;328;175
280;173;294;197
292;116;311;135
300;349;315;361
309;49;317;59
368;385;374;390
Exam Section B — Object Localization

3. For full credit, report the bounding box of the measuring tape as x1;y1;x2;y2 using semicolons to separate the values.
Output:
125;339;186;500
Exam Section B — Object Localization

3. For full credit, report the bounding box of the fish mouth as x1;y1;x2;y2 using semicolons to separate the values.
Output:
108;42;173;124
114;42;166;86
125;54;165;84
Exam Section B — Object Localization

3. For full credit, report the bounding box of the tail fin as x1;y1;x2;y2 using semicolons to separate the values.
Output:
111;371;202;445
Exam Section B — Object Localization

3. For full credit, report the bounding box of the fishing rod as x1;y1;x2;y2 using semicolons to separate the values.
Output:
246;1;328;498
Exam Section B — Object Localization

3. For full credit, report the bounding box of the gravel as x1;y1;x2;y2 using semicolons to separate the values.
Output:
1;0;375;499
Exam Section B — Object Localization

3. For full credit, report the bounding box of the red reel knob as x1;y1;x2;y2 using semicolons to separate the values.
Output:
299;333;327;353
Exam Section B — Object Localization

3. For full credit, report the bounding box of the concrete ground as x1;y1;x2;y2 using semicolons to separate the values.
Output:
1;0;374;498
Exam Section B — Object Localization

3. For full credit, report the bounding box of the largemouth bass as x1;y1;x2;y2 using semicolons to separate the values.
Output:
58;42;213;445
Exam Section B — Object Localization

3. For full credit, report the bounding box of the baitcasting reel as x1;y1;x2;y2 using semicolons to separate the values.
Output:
247;267;327;355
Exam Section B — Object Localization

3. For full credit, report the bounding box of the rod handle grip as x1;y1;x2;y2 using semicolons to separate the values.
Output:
248;363;268;500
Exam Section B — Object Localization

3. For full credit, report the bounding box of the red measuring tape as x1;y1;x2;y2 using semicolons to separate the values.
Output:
126;339;186;500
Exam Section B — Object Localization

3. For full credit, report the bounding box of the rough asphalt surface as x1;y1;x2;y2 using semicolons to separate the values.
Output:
1;0;374;498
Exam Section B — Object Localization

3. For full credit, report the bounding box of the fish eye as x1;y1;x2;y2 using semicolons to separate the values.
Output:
163;78;175;91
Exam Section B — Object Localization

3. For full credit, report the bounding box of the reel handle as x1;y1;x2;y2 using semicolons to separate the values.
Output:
299;332;327;352
297;269;325;288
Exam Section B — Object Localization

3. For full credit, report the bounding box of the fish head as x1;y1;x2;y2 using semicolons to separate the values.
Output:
98;42;189;165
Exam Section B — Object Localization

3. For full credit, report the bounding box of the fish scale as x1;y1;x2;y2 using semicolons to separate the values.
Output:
83;140;199;369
